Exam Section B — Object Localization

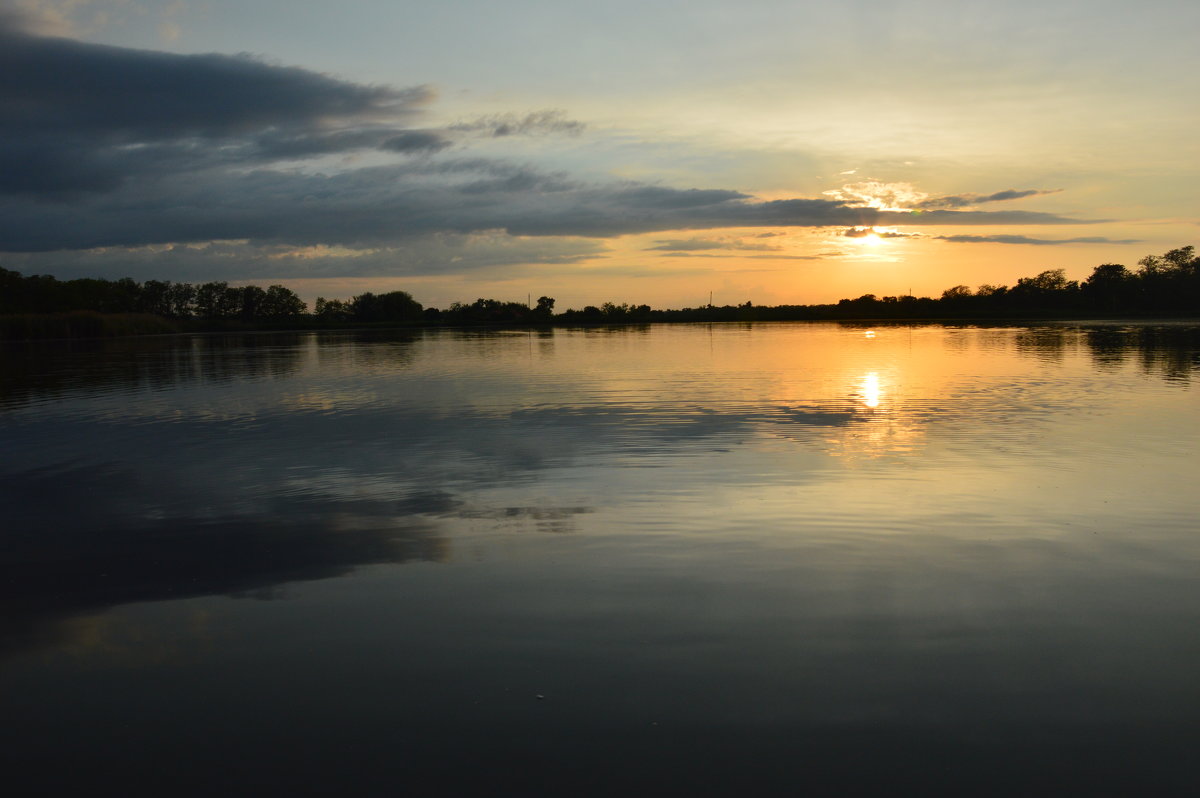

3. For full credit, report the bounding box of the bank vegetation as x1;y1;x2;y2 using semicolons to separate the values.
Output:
2;246;1196;339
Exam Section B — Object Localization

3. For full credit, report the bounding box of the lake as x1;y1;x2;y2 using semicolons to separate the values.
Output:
2;321;1198;796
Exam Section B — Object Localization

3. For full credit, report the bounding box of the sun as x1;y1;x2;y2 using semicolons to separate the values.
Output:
844;226;888;247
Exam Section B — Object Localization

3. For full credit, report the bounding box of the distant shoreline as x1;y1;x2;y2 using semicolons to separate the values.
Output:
5;246;1197;340
4;309;1199;342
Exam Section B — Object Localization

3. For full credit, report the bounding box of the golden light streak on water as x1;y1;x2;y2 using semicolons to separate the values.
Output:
860;371;881;408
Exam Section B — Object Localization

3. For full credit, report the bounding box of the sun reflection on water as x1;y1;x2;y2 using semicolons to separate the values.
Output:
811;368;924;460
860;372;881;409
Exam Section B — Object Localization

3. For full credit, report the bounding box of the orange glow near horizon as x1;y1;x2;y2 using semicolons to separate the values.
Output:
275;225;1161;313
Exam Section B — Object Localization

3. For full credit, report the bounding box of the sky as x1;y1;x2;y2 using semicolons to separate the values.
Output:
1;0;1197;310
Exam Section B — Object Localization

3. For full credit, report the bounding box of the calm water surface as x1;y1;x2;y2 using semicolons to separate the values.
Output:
2;322;1198;796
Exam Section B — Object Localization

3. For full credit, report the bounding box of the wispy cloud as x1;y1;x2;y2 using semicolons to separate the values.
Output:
935;235;1139;245
448;109;585;138
823;181;927;211
656;252;822;261
916;188;1062;210
826;181;1061;212
380;131;453;153
645;236;782;252
1;0;83;36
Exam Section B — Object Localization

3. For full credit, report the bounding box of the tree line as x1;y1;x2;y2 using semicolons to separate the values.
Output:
0;270;432;325
1;246;1196;329
0;272;310;320
915;246;1199;318
550;246;1198;322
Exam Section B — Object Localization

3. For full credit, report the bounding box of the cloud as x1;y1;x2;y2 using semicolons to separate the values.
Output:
825;181;1062;212
0;1;77;36
823;181;926;211
1;232;610;281
0;158;1101;253
658;252;822;261
916;188;1062;210
743;254;824;260
842;227;921;239
935;235;1140;245
0;24;1104;269
381;130;453;153
0;20;434;194
645;237;782;252
449;109;585;138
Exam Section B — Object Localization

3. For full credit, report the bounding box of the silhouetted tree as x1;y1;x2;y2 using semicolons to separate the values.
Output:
239;285;266;320
1083;264;1133;313
314;297;351;320
261;285;306;318
195;281;230;318
351;290;422;322
166;282;196;317
1137;246;1199;311
533;296;555;321
138;280;173;316
940;285;973;314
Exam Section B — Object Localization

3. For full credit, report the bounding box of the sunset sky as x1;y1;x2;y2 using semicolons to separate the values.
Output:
2;0;1197;310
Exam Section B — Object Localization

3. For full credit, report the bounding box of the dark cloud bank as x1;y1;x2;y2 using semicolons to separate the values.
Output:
0;20;436;196
0;20;1099;273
